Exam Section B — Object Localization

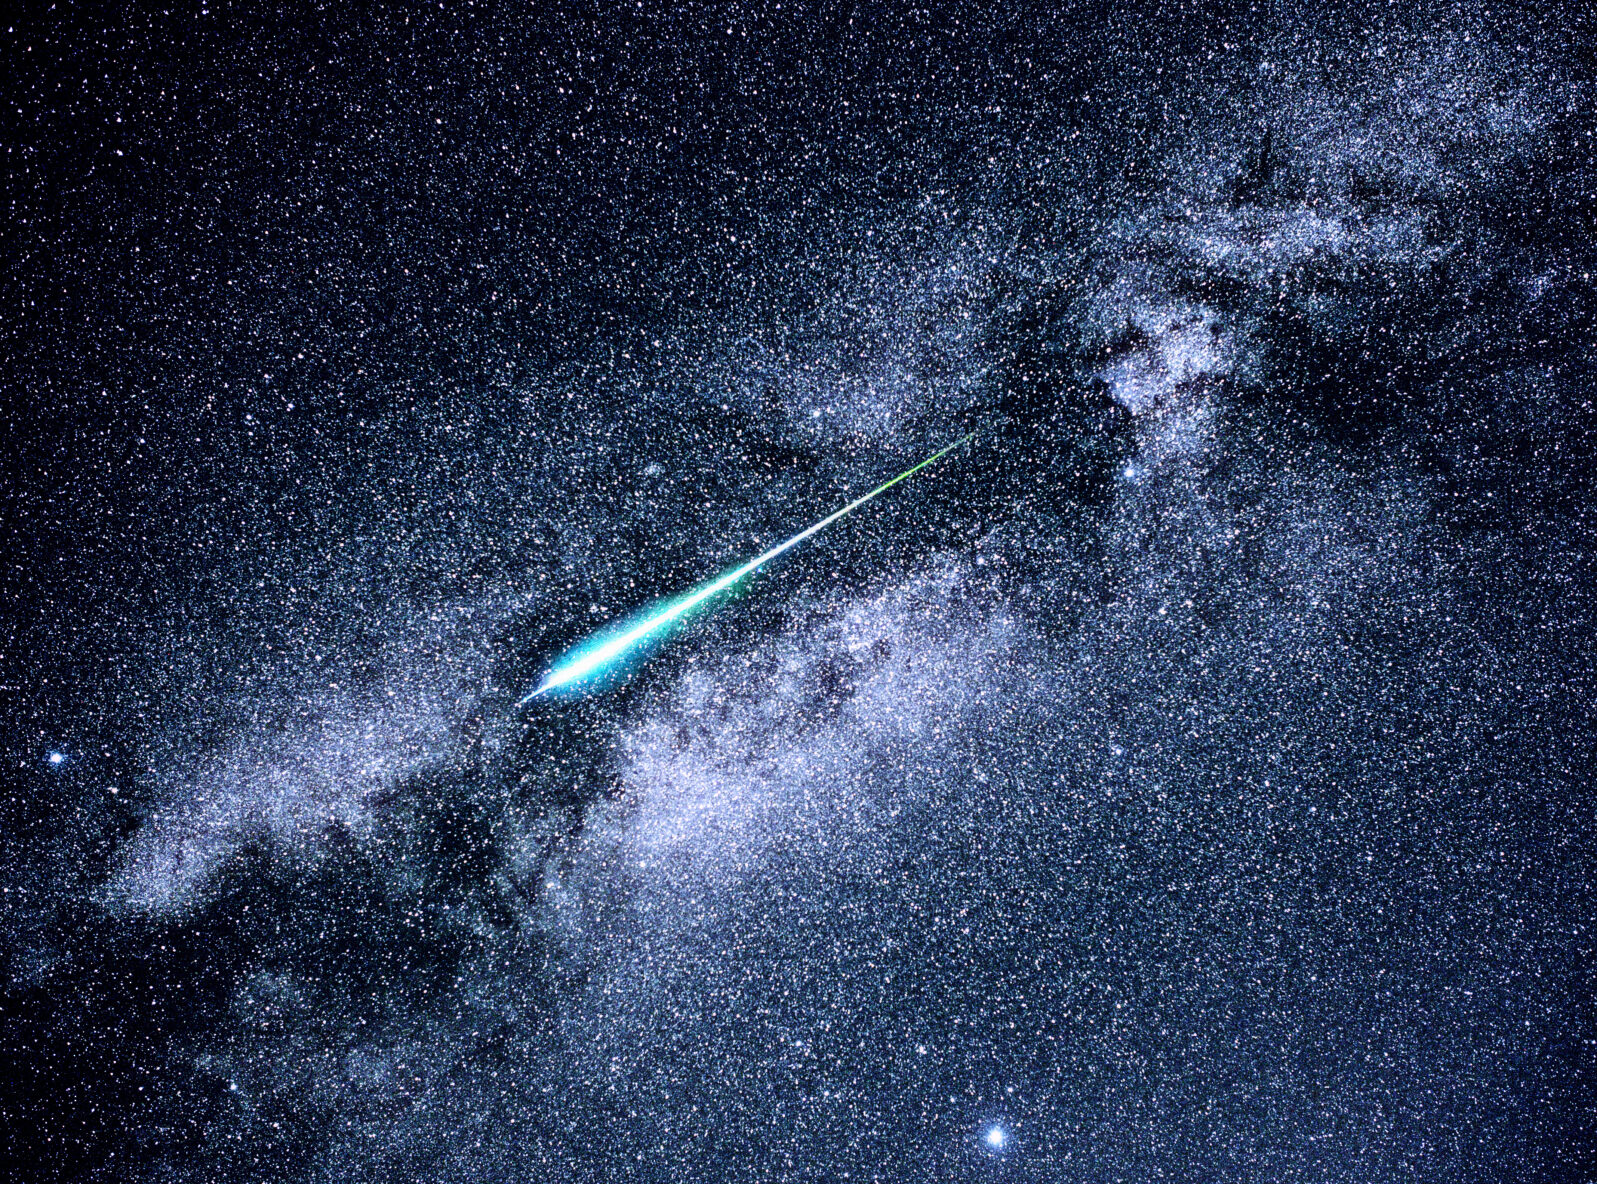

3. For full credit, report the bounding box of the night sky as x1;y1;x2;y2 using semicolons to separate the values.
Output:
3;2;1595;1181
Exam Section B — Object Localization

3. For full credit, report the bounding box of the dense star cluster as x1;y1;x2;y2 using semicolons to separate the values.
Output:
3;3;1594;1181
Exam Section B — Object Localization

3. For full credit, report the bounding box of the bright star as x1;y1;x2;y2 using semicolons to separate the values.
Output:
984;1125;1007;1150
48;751;65;766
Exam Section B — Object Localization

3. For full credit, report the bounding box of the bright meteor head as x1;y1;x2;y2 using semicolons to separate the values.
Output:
520;433;973;704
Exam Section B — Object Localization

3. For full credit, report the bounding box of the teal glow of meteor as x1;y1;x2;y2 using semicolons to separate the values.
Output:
521;433;973;703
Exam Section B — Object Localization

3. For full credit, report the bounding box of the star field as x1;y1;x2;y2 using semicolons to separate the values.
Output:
3;3;1594;1182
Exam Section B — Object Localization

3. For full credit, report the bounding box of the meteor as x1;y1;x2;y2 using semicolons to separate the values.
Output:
521;433;974;703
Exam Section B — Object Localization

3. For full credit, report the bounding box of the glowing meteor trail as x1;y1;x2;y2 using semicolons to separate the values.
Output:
521;433;974;702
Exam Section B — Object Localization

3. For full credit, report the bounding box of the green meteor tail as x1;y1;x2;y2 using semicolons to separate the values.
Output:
521;432;974;702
